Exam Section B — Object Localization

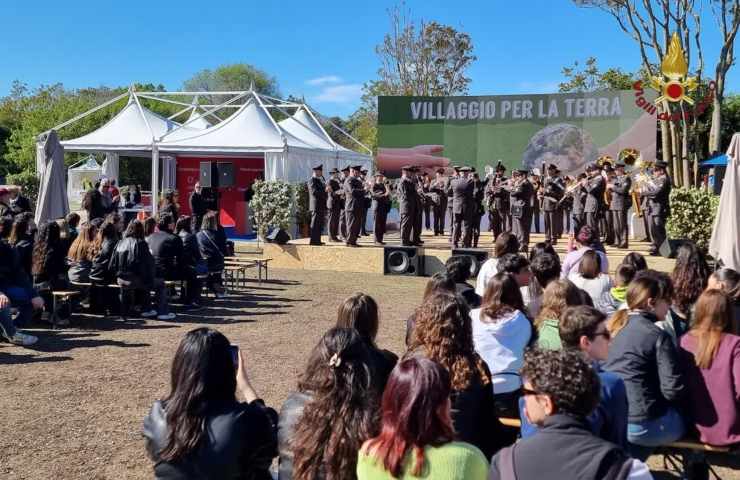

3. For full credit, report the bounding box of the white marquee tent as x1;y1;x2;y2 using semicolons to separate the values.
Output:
48;87;373;214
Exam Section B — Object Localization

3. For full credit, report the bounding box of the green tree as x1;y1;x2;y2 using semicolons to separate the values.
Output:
183;63;279;100
720;93;740;152
559;57;635;92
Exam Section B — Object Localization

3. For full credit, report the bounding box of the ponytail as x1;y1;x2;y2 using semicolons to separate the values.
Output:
608;309;629;338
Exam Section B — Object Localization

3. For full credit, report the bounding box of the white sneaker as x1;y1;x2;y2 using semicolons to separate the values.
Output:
141;310;158;318
10;332;38;346
157;312;176;321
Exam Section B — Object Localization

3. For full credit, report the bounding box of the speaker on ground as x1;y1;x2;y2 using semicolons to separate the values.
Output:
384;246;424;276
451;248;489;277
659;238;691;258
266;228;291;245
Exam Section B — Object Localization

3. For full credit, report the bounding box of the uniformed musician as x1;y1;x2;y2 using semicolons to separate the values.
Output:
326;167;343;242
602;166;616;246
338;165;350;240
446;166;459;243
541;164;565;244
430;168;447;235
398;165;418;246
451;166;474;248
530;173;542;234
371;171;391;246
484;163;509;240
412;167;425;245
508;169;534;252
583;163;606;237
643;161;672;256
471;170;486;248
343;165;366;247
308;164;327;246
608;162;632;249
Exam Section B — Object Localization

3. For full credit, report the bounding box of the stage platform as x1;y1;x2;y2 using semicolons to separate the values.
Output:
235;231;677;276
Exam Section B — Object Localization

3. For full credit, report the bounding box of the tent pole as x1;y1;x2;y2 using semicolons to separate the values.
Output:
159;92;250;139
152;144;159;217
41;90;130;136
132;91;156;140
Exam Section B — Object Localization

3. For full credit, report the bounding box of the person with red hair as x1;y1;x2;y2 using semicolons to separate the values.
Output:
357;356;488;479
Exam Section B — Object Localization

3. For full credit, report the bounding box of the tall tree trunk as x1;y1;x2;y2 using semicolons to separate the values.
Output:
681;111;690;187
708;76;724;153
669;116;682;187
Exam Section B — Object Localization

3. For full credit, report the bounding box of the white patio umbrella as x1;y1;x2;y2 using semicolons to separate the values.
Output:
35;130;70;224
708;132;740;271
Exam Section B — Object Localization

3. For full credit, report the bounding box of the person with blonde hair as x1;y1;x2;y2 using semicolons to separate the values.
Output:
679;289;740;446
67;222;98;283
535;279;584;350
604;270;684;458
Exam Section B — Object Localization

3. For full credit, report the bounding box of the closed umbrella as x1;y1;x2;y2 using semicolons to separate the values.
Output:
35;130;70;224
708;132;740;271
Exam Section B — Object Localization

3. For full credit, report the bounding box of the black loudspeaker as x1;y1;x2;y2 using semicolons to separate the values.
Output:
266;228;291;245
384;246;424;276
659;238;691;259
217;162;234;187
451;249;489;277
199;161;213;188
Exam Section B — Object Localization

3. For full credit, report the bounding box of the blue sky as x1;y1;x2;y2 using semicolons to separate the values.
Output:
1;0;737;117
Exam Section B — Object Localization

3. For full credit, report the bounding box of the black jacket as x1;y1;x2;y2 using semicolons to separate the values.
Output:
189;192;208;217
67;259;93;283
490;414;633;480
456;282;481;309
179;231;205;273
143;399;278;480
83;189;108;220
197;230;225;272
109;237;155;287
10;195;32;214
12;236;34;278
33;245;67;286
147;231;184;280
603;311;684;423
277;391;311;480
89;238;118;284
0;240;34;292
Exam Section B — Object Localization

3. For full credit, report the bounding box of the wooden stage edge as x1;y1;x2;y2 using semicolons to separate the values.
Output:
235;231;677;276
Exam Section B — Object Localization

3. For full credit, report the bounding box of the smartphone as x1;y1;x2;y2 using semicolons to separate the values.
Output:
228;345;239;367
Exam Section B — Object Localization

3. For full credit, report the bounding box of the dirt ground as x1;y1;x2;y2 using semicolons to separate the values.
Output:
0;269;736;479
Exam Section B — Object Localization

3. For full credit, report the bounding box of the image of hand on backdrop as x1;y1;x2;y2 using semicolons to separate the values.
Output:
376;145;450;176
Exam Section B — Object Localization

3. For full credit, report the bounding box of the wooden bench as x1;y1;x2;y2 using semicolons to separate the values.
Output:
224;257;272;284
223;264;248;291
49;290;82;329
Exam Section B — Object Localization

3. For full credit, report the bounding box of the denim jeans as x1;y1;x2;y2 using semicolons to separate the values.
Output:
627;407;685;460
2;285;34;327
0;306;16;340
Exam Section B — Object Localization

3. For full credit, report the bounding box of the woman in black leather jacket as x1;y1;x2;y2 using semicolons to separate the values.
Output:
175;216;204;307
89;220;119;314
197;211;226;297
143;327;278;479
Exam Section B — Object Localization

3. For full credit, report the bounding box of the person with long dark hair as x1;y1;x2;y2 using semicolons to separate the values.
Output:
405;272;456;347
278;327;379;480
32;220;70;325
470;272;531;418
409;292;501;458
197;211;226;298
707;268;740;333
143;327;278;479
357;356;489;479
663;241;711;345
336;293;398;389
8;212;35;277
679;289;740;446
175;216;205;308
89;219;120;314
159;189;180;220
621;252;648;273
475;231;520;297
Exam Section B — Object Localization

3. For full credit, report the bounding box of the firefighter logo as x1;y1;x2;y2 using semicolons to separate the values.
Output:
649;32;698;104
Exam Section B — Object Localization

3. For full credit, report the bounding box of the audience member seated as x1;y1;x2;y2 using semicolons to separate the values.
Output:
357;356;489;480
197;212;226;298
0;187;12;217
561;225;608;278
621;251;648;273
110;220;175;321
567;250;613;308
32;220;71;324
159;189;180;220
605;270;685;459
528;241;557;261
445;256;480;308
522;306;628;448
535;279;583;350
496;254;532;292
146;213;184;282
521;252;560;318
89;219;120;314
476;232;519;297
143;327;278;479
67;222;98;284
405;272;456;347
490;349;651;480
0;291;37;346
408;292;501;458
175;216;205;309
662;242;710;346
337;293;398;388
679;289;740;447
278;327;380;480
470;273;531;417
0;236;44;329
8;212;35;277
143;216;157;238
9;185;32;214
65;212;81;247
707;268;740;333
597;264;636;317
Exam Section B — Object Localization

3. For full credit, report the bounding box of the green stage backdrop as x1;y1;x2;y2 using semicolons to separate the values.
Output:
377;90;656;177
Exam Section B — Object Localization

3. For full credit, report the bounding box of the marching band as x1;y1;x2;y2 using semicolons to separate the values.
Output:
307;153;671;256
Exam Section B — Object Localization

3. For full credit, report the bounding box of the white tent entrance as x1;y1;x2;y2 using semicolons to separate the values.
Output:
46;87;372;234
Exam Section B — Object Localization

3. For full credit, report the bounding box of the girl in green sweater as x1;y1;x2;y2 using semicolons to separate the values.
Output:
356;356;488;479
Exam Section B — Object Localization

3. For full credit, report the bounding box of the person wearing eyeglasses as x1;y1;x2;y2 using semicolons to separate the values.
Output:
490;349;651;480
520;306;628;449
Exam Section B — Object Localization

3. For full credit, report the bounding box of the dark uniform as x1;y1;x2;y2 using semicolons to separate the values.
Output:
471;175;486;248
398;169;418;246
359;171;370;236
430;174;447;235
326;170;343;242
530;177;542;234
451;171;474;248
343;168;366;247
508;173;534;251
542;173;565;244
422;176;433;231
485;172;509;240
308;168;328;245
609;168;632;248
189;189;208;231
371;176;391;244
571;179;587;234
639;191;651;242
645;167;672;255
446;172;457;242
413;172;425;244
338;168;350;240
583;171;605;237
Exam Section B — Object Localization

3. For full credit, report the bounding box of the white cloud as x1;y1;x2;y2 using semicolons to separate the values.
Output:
306;75;342;86
313;83;363;104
